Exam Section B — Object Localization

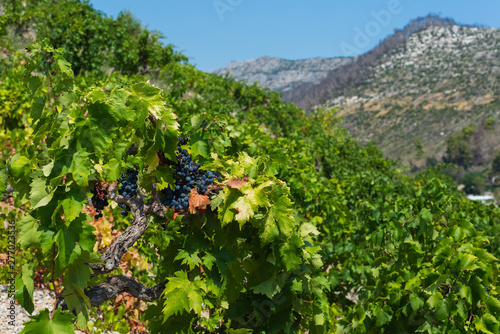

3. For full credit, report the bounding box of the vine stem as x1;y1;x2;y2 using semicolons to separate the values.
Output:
50;242;57;320
40;49;59;113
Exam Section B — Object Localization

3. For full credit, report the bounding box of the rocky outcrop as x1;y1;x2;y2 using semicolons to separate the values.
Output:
210;56;351;93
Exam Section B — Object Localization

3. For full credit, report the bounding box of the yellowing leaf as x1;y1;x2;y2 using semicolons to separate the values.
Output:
224;176;248;189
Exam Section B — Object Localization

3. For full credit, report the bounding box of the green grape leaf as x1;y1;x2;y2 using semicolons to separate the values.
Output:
21;263;35;303
60;189;86;224
410;293;424;312
279;236;303;271
261;210;280;244
26;75;43;97
434;299;450;321
19;309;75;334
104;158;122;182
218;188;240;225
55;228;81;271
426;291;443;308
56;58;74;78
108;88;132;118
17;215;41;249
65;256;92;289
76;104;115;158
475;314;499;334
174;250;203;271
376;307;393;327
10;155;31;178
14;263;35;314
232;194;257;226
30;96;46;119
152;166;175;191
162;271;205;320
458;253;479;271
191;140;208;158
190;115;205;129
145;147;160;173
63;284;90;329
420;208;433;222
459;284;472;304
250;274;286;299
486;297;500;316
15;278;34;315
68;151;93;187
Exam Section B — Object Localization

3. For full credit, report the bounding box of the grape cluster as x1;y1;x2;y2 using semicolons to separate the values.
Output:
118;169;139;216
91;185;109;219
160;137;221;211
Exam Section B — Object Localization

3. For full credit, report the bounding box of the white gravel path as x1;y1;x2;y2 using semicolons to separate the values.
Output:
0;284;58;334
0;285;121;334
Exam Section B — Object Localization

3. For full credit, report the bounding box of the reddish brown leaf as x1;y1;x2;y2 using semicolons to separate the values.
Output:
189;189;211;214
224;176;248;189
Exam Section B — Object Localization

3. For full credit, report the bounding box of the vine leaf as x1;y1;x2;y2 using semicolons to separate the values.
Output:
9;155;31;178
409;293;424;312
17;215;41;249
486;297;500;316
475;314;500;334
375;306;393;327
15;263;35;314
162;271;205;320
60;189;86;224
191;140;208;158
189;189;210;214
250;274;287;299
19;309;75;334
224;177;248;189
63;284;91;329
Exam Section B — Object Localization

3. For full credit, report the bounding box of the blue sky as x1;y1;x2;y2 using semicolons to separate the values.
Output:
89;0;500;72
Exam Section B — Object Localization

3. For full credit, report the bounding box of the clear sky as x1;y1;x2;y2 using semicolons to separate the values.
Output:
89;0;500;72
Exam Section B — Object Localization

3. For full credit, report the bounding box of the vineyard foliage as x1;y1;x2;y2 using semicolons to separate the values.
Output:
1;1;500;333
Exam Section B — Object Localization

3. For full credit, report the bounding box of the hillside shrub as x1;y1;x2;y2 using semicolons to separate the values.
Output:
492;150;500;174
460;171;486;195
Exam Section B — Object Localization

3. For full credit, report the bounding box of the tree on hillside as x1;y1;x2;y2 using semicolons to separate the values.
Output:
442;135;473;168
492;149;500;174
442;124;479;169
460;171;486;195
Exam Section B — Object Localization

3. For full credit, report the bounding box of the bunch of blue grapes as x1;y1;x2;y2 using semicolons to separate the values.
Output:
91;185;109;219
117;169;139;216
160;137;221;211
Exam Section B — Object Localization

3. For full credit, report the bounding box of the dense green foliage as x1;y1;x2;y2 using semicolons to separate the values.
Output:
1;1;500;333
461;172;487;195
492;151;500;174
443;124;477;169
0;0;187;75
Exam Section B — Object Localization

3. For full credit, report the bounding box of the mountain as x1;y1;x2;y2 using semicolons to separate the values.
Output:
210;56;351;93
284;17;500;168
216;16;500;170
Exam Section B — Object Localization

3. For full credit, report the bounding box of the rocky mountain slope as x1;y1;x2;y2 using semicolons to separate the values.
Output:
213;16;500;170
302;24;500;168
210;56;351;93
